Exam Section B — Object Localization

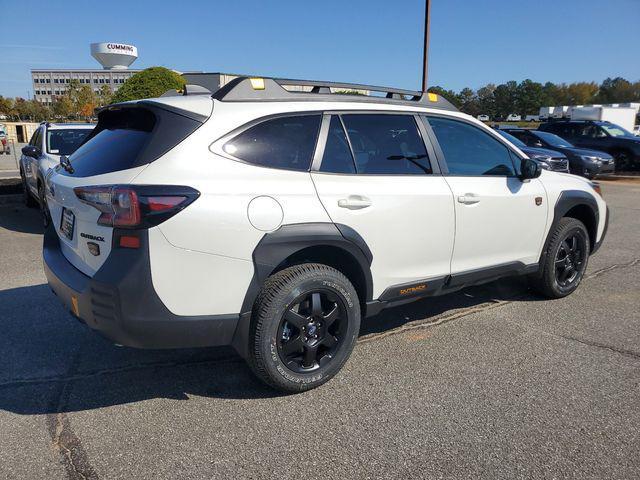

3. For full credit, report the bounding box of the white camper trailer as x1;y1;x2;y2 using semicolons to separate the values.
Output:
571;106;637;133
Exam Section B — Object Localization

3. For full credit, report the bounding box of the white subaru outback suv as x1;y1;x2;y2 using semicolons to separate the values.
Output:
43;77;608;392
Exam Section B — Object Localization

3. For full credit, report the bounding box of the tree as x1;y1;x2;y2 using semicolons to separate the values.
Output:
457;87;480;117
595;77;636;104
0;96;13;117
96;85;114;107
493;81;518;119
516;79;544;115
111;67;185;103
476;84;496;119
51;95;73;119
565;82;598;105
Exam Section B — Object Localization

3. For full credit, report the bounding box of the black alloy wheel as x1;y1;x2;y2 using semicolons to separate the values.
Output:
248;263;361;392
277;290;348;372
554;231;587;289
529;217;590;298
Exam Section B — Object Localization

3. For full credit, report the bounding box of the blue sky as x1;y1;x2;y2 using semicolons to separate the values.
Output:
1;0;639;98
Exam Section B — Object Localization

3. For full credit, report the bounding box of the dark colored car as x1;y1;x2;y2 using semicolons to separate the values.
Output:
494;129;569;172
539;120;640;171
502;128;615;179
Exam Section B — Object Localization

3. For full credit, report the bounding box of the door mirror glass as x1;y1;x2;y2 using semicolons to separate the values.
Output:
520;158;541;180
22;145;41;158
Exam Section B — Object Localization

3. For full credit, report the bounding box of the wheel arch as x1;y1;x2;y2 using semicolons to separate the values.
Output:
232;223;373;359
540;190;599;267
240;223;373;315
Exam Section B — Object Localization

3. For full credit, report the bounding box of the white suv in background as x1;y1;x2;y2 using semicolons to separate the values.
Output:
20;122;94;223
43;78;608;392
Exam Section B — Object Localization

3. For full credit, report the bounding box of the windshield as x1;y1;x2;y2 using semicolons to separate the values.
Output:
533;131;574;148
47;128;93;156
496;130;527;148
600;123;634;138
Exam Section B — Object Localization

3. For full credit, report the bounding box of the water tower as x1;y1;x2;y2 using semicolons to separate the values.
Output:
90;43;138;70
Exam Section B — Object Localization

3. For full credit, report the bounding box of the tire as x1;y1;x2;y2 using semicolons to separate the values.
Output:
530;217;590;299
612;149;635;172
21;170;37;208
247;263;361;393
38;182;50;227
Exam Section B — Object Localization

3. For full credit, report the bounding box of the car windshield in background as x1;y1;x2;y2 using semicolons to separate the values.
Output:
600;123;634;138
496;130;527;148
533;131;574;148
47;129;92;156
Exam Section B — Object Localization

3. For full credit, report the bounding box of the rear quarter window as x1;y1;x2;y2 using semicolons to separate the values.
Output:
223;115;321;171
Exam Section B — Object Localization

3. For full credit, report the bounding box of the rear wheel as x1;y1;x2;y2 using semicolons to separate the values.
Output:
530;217;590;298
248;263;361;392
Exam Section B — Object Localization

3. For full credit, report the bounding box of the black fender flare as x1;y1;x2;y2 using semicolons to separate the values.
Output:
231;222;373;358
539;189;599;268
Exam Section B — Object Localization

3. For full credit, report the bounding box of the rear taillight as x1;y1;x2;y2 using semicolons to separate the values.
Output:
74;185;199;228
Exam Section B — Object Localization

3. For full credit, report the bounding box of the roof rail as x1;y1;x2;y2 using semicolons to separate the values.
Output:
211;76;458;111
160;84;212;97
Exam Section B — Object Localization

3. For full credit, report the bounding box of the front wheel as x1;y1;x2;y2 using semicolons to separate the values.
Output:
38;182;51;227
530;217;590;298
248;263;361;392
21;170;37;208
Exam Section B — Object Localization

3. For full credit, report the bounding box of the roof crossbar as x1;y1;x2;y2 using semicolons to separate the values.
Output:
211;76;458;111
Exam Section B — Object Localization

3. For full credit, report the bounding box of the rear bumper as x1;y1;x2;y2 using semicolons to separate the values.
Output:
43;225;239;349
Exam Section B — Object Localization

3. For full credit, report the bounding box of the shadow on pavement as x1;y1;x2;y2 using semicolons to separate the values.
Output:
0;274;542;415
0;203;43;235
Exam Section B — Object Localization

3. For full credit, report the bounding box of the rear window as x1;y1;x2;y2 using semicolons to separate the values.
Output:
63;106;201;177
223;115;321;171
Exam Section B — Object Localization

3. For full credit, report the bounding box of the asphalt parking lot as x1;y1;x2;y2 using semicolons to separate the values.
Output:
0;181;639;479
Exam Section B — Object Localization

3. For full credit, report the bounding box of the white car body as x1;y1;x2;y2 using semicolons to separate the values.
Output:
506;114;521;121
42;77;608;389
477;114;490;121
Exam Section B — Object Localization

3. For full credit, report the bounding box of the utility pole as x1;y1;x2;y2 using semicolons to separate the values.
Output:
421;0;431;92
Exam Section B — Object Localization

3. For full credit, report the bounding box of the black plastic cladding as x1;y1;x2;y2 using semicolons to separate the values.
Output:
538;190;601;268
239;223;374;316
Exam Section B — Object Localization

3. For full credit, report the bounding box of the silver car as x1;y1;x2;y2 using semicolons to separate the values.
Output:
20;122;94;224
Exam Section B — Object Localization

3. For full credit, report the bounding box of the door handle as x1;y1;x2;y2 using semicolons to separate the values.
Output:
338;195;372;210
457;193;480;205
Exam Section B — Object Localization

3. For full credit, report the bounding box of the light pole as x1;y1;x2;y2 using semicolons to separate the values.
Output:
421;0;431;92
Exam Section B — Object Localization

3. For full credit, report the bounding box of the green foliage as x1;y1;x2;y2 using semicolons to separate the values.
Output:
432;77;640;120
111;67;186;103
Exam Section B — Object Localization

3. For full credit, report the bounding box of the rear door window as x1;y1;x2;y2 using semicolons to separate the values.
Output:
427;116;516;176
224;115;321;171
340;114;432;174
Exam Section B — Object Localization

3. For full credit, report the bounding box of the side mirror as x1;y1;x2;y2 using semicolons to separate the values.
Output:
21;145;41;158
520;158;542;180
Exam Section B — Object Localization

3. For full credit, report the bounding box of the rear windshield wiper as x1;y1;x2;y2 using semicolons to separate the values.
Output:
60;155;74;174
